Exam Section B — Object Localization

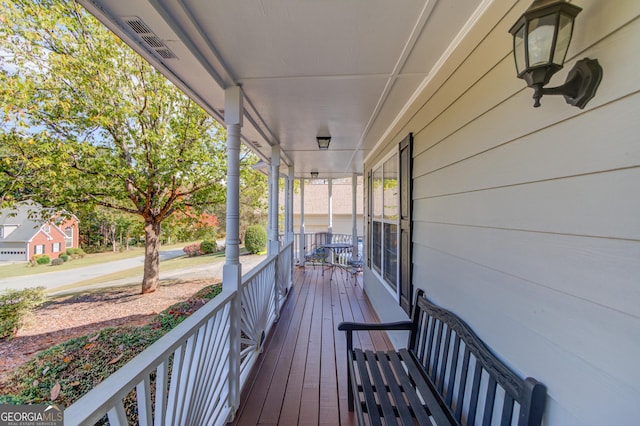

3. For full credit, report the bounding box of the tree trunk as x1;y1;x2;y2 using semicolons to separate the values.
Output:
142;220;161;294
111;223;117;252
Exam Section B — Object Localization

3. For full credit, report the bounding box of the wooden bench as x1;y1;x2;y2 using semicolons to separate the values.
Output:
338;290;547;426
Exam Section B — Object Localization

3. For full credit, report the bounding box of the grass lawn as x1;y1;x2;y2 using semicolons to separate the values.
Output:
0;241;196;279
46;249;247;294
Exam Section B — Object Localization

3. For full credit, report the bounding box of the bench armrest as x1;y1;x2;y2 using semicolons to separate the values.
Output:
338;321;413;332
338;321;413;352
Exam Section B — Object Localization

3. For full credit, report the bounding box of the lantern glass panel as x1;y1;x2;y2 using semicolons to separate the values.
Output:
553;13;574;66
527;14;556;67
513;24;526;74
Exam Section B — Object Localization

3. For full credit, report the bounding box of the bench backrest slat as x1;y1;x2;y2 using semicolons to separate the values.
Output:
445;334;461;407
501;393;515;426
408;290;546;426
437;325;453;394
483;376;498;426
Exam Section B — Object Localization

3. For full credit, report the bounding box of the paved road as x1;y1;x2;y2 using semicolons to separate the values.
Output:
51;253;267;296
0;249;186;292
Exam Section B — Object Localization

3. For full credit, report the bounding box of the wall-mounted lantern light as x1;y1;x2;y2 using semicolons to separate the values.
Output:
310;171;319;179
509;0;602;108
316;136;331;150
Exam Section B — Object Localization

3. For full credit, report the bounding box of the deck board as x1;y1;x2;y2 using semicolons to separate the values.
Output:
230;266;394;425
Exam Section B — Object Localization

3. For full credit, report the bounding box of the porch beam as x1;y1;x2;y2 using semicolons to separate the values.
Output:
223;85;243;417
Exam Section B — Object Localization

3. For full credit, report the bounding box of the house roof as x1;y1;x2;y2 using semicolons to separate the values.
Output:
0;203;70;243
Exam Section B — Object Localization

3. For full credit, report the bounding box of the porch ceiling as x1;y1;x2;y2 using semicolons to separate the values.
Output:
79;0;484;178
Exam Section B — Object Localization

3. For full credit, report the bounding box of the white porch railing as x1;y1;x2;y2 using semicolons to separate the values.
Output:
64;240;294;425
292;232;361;262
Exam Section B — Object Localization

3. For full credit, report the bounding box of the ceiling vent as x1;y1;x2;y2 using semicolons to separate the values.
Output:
123;17;177;59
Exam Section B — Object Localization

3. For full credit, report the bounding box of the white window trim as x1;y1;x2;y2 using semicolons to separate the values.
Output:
65;227;74;248
370;150;400;301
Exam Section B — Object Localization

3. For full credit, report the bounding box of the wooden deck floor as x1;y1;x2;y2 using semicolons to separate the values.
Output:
230;265;394;425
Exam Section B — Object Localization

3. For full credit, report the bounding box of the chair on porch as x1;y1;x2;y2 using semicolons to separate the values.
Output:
303;244;330;275
347;252;363;285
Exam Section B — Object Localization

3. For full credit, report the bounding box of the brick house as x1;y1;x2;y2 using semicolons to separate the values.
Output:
0;203;80;261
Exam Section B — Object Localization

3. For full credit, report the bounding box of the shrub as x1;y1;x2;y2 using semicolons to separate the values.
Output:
35;255;50;265
183;243;201;257
244;225;267;254
59;254;69;262
65;248;85;259
0;287;46;340
51;258;64;266
199;240;216;255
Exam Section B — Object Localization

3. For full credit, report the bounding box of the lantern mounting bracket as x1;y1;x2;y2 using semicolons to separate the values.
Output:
531;58;603;108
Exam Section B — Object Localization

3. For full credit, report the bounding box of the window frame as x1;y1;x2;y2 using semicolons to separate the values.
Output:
65;227;74;248
369;150;400;297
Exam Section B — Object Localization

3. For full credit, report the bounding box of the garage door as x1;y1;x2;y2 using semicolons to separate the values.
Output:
0;249;28;261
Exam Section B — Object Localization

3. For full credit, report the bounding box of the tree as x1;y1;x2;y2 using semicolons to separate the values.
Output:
0;0;232;293
211;146;268;239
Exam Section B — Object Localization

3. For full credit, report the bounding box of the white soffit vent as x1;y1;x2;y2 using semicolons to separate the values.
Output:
123;17;177;59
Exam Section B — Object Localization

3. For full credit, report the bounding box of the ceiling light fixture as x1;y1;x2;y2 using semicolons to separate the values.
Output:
316;136;331;150
310;171;319;179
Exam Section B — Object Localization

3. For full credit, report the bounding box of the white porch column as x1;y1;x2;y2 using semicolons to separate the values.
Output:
223;86;242;415
299;178;305;263
283;175;289;242
286;165;295;242
268;145;280;256
328;178;333;237
352;173;358;258
266;171;273;241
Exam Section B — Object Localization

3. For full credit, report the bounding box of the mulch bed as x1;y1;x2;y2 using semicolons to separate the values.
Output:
0;279;217;387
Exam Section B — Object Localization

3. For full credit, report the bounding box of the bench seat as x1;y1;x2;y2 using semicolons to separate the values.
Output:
338;290;547;426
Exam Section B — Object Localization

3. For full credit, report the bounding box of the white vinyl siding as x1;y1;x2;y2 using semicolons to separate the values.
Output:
364;1;640;425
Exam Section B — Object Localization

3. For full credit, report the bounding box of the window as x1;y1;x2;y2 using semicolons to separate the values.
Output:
65;227;73;248
34;244;45;255
52;242;61;253
370;152;399;290
367;133;413;312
